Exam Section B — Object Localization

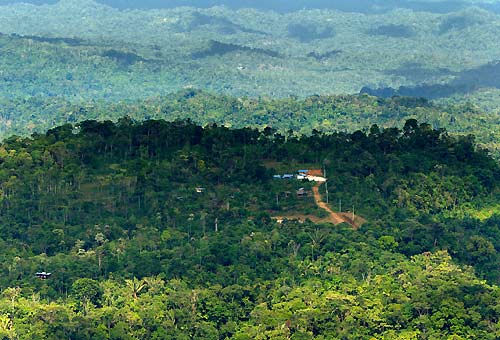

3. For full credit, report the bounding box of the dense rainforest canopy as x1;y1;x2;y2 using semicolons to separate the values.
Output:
1;90;498;158
0;119;499;339
1;0;499;163
1;1;500;339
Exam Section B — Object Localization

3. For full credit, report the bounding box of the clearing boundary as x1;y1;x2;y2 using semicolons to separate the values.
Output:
273;184;365;229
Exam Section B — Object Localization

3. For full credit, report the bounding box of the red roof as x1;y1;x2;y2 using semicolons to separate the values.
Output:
307;169;323;176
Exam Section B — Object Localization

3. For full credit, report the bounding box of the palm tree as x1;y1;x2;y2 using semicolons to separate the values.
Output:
125;277;147;299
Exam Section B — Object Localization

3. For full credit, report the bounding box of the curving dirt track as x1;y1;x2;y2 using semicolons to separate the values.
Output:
272;181;365;228
311;185;345;224
311;185;365;228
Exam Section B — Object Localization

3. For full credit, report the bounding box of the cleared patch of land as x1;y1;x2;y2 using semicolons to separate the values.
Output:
273;184;365;228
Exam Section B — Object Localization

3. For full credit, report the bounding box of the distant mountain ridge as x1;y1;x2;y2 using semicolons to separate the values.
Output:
1;0;500;14
1;0;500;110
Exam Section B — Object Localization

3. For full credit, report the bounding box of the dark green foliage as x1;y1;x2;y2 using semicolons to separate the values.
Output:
72;278;102;306
0;118;498;338
1;91;499;158
0;2;499;337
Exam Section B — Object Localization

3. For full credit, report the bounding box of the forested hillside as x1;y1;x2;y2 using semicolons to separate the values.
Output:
1;90;499;158
1;1;500;338
1;0;500;108
1;0;499;157
0;119;499;339
1;0;499;162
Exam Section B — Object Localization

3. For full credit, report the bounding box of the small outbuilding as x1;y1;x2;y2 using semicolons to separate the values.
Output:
296;188;307;197
35;272;52;280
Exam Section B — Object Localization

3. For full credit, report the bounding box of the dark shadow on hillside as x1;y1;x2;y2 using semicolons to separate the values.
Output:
9;33;85;46
192;40;281;59
385;62;456;83
438;13;485;34
361;61;500;99
100;49;148;65
307;50;342;61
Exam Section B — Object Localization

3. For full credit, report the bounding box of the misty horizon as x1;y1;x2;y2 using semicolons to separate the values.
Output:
1;0;500;14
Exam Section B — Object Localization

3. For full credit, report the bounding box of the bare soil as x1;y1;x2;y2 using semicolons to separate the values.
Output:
273;185;365;229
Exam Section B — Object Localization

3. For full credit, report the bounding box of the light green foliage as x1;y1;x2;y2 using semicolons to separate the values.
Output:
0;119;497;338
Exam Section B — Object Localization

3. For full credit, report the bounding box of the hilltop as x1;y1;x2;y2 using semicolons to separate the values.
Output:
1;1;500;338
0;119;499;338
1;90;499;158
3;0;500;13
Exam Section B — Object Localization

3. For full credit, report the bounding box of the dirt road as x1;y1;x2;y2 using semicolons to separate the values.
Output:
311;185;364;228
311;185;346;225
272;183;364;228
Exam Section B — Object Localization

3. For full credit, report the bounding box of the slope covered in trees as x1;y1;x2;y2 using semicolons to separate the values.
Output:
1;90;499;158
1;0;500;152
0;119;499;338
1;0;500;109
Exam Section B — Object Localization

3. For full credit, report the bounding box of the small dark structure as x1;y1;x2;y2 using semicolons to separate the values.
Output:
296;188;307;197
35;272;52;280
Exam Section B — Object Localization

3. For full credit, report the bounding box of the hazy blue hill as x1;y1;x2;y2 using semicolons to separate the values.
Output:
1;0;500;13
1;0;500;109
